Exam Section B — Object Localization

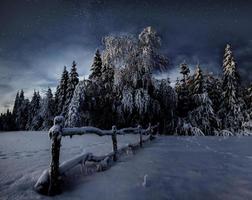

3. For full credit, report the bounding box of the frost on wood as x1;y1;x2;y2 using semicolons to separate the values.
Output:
62;127;112;137
48;116;64;140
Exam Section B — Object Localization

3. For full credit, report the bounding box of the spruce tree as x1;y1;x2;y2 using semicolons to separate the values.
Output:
191;65;204;94
180;62;190;83
206;74;222;112
219;44;243;132
188;66;219;135
176;62;191;118
41;87;55;129
27;91;41;130
12;91;20;129
13;91;19;117
55;66;69;116
16;90;26;130
63;61;79;117
89;49;102;81
16;90;30;130
102;62;114;90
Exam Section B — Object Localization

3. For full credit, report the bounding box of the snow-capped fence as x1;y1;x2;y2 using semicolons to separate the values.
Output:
34;116;158;196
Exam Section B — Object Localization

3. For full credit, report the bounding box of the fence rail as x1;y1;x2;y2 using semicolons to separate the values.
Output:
34;116;159;196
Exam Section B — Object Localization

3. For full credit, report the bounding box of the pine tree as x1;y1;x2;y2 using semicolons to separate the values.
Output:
102;62;114;90
219;44;243;132
16;90;30;130
16;89;28;130
89;49;102;80
180;62;190;83
12;91;20;130
55;66;69;116
205;74;222;112
244;83;252;118
63;61;79;117
13;91;19;117
41;87;55;129
176;62;191;118
66;81;87;127
191;65;204;94
27;91;42;130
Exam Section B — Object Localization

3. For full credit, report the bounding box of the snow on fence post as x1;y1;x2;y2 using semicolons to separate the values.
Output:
111;125;118;161
138;125;143;147
48;116;64;196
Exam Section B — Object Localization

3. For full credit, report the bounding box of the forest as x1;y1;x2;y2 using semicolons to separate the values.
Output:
1;27;251;136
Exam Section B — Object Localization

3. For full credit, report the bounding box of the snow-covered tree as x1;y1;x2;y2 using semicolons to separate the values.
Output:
89;49;103;81
63;61;79;117
101;62;114;90
138;26;168;73
190;65;204;94
180;62;190;83
41;87;55;129
27;91;42;130
154;78;177;133
13;90;30;130
66;80;87;127
176;62;191;118
205;73;222;112
219;44;244;132
0;109;15;131
188;92;219;135
245;84;252;118
55;66;69;116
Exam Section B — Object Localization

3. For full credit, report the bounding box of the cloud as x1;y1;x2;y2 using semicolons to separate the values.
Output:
0;41;95;113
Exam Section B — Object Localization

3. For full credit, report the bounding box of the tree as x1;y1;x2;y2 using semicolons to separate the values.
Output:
180;62;190;83
102;62;114;90
41;87;55;129
27;91;42;130
219;44;244;132
63;61;79;117
66;80;87;127
176;62;191;118
191;65;204;94
15;90;30;130
188;67;219;135
245;83;252;118
55;66;69;116
12;91;20;130
89;49;102;81
205;73;222;112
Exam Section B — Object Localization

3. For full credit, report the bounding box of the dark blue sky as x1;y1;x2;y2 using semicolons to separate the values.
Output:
0;0;252;112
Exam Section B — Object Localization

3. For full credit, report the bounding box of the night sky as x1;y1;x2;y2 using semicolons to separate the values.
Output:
0;0;252;112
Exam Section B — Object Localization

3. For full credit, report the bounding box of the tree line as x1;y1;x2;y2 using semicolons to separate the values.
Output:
0;27;252;135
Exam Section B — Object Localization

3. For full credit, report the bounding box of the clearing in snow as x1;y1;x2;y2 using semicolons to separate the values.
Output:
1;132;252;200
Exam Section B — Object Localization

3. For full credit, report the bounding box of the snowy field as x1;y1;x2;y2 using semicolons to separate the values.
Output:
1;132;252;200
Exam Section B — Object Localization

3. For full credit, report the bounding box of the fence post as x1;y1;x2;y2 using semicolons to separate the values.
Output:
111;125;118;161
48;116;64;196
138;125;143;147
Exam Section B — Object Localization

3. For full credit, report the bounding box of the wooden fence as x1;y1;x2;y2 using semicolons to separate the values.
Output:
34;116;159;196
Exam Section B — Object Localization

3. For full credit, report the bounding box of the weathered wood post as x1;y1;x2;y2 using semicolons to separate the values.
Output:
48;116;64;196
111;125;118;161
138;125;143;147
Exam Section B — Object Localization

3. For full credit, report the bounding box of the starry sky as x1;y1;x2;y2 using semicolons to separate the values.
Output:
0;0;252;113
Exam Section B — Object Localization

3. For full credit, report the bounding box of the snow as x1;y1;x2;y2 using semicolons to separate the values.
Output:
2;132;252;200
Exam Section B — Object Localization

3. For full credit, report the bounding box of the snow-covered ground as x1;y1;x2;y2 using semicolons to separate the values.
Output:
1;132;252;200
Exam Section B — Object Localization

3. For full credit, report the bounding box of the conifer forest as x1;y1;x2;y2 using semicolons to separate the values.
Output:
1;27;251;136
